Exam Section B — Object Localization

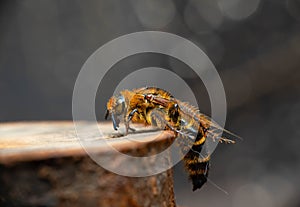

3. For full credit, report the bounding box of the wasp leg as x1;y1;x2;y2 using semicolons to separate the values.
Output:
128;126;136;132
147;109;196;147
128;108;138;120
147;109;196;152
147;109;178;132
219;137;235;144
111;113;119;130
124;108;138;135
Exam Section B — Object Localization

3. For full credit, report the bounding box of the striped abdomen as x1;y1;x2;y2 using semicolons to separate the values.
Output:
176;101;210;191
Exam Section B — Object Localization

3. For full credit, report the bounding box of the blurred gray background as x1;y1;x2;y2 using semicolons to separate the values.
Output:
1;0;300;206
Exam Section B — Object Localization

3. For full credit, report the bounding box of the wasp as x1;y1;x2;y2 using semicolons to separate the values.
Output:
105;87;178;134
105;87;236;191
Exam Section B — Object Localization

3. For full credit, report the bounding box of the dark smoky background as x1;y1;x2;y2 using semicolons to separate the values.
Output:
1;0;300;206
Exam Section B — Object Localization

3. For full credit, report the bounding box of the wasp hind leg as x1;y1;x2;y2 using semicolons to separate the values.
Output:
147;109;179;132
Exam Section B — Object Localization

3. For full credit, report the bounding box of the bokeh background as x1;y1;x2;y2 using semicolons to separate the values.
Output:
1;0;300;206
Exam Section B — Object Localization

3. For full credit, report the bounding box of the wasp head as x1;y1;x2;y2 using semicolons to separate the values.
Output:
105;94;126;130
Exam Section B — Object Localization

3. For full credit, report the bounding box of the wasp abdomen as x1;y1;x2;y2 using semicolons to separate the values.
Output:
184;151;210;191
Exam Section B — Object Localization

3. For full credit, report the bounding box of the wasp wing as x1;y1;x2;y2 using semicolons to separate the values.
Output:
176;100;240;144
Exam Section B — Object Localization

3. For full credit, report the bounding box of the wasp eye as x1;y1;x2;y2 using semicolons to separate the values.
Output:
117;97;124;104
114;95;125;115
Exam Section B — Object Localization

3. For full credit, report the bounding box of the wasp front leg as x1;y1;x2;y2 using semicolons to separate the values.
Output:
124;108;138;135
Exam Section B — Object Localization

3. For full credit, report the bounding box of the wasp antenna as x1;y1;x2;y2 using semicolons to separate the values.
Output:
207;178;229;195
104;110;110;120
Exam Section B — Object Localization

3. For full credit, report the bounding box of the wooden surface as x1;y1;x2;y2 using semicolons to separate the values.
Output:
0;121;176;207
